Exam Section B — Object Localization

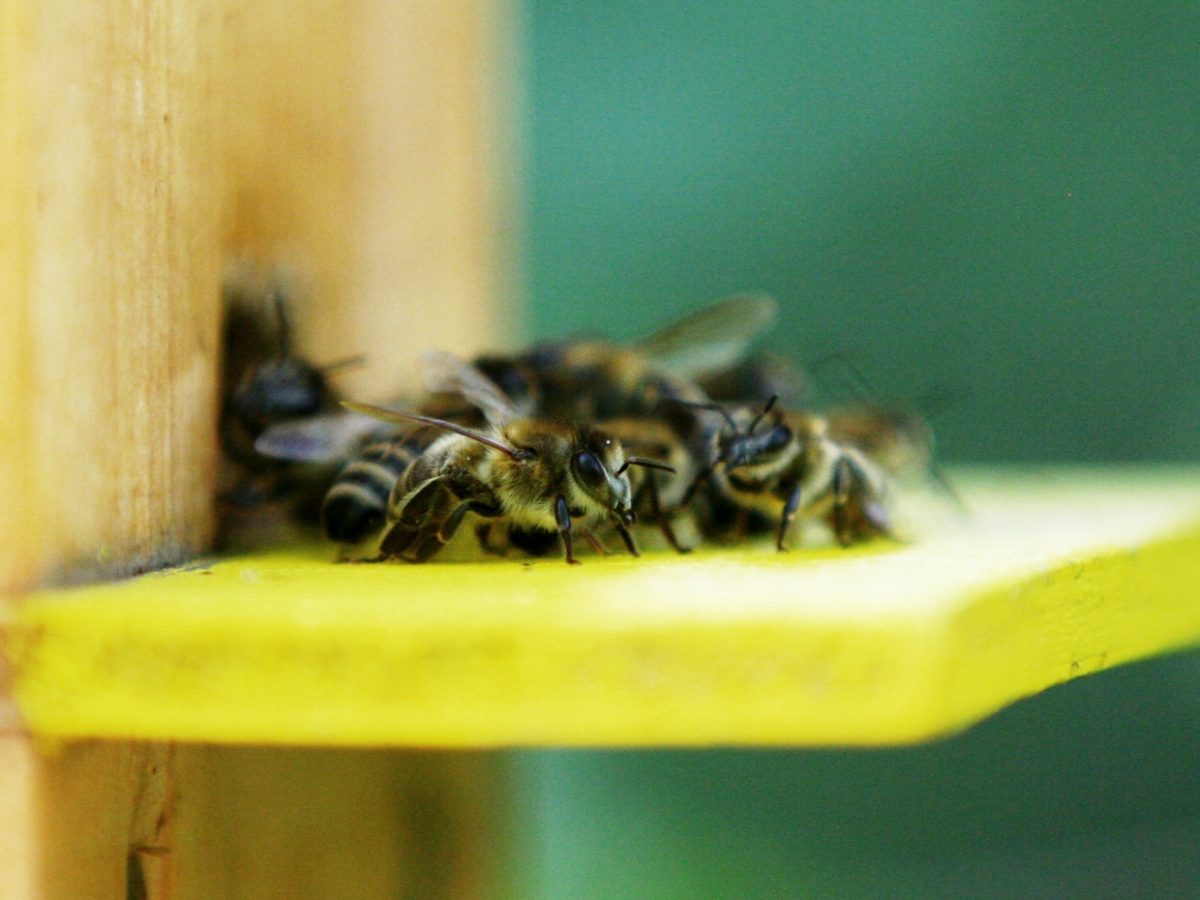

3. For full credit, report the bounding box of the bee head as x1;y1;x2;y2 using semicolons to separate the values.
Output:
715;395;796;473
570;429;634;523
232;356;328;432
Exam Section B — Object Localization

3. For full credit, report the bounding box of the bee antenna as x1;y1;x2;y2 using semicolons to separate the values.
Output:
747;394;778;434
321;353;367;374
676;399;739;433
270;286;293;360
616;456;678;477
340;402;522;459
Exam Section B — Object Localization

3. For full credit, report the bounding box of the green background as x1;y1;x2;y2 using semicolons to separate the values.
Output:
513;2;1200;897
521;1;1199;463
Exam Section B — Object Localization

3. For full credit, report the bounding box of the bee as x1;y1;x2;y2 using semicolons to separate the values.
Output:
454;295;781;549
686;396;896;550
221;286;330;473
219;283;372;520
317;425;442;546
695;350;811;410
343;352;674;564
594;412;710;553
423;294;778;424
306;296;774;554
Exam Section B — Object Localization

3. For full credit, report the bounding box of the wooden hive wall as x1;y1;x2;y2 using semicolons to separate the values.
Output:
0;0;517;594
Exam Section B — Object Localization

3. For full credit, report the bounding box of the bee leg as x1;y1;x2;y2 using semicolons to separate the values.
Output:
377;521;418;560
645;470;690;553
475;523;507;556
776;482;802;552
679;467;710;507
612;519;640;558
735;508;750;541
379;476;449;560
554;495;582;566
832;457;854;547
580;528;611;556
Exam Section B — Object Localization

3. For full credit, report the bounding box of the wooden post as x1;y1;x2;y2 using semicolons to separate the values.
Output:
1;0;516;895
0;0;224;593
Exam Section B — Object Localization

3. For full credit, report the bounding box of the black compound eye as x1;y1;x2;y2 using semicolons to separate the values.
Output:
572;450;608;492
585;429;615;454
762;425;793;454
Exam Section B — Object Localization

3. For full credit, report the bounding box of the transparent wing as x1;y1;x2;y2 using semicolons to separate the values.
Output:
421;349;521;425
253;411;392;462
340;402;520;459
635;294;778;378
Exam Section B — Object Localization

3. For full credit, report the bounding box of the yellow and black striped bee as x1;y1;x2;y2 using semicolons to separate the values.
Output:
342;352;674;564
689;390;954;549
300;295;776;555
454;294;778;422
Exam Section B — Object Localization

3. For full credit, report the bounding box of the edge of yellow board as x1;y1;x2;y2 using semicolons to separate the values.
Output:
5;466;1200;747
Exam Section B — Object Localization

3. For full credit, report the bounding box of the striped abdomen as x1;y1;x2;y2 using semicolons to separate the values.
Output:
321;439;422;544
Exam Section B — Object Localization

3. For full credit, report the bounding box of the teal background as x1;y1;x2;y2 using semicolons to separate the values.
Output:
512;2;1200;897
521;1;1199;462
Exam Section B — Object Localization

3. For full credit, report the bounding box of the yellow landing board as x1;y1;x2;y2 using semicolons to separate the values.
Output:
6;468;1200;747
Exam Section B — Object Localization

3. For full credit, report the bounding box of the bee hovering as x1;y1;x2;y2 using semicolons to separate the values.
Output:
342;352;674;565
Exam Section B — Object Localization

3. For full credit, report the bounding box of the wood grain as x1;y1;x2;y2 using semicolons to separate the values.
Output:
0;0;515;593
1;0;517;895
0;739;503;899
0;0;223;593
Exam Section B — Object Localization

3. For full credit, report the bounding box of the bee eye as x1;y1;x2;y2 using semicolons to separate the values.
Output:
762;426;793;453
572;450;609;491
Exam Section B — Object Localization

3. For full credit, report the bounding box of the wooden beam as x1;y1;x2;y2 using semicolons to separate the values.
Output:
0;0;516;593
1;0;517;895
0;738;504;899
0;0;224;593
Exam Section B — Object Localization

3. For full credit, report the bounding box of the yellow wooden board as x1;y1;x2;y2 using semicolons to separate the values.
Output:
5;467;1200;747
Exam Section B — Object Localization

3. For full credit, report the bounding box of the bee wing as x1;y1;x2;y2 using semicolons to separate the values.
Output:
341;402;521;459
253;410;392;462
421;349;522;425
634;294;778;379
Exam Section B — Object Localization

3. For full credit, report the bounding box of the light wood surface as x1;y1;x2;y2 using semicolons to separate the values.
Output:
1;1;516;895
0;0;224;593
0;737;502;900
0;0;515;594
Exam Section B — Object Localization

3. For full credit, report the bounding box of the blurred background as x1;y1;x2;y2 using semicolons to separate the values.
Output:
520;1;1199;463
508;2;1200;896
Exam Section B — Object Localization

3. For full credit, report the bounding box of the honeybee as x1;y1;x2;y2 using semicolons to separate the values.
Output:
429;294;779;423
219;283;371;520
306;295;773;553
221;286;329;471
317;425;442;546
695;350;811;410
593;411;712;552
343;352;674;564
686;396;895;550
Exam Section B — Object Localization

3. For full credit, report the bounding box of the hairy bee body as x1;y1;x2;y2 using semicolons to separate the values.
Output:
375;419;638;564
702;400;909;549
436;296;782;551
824;403;934;477
321;428;440;545
338;351;668;565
